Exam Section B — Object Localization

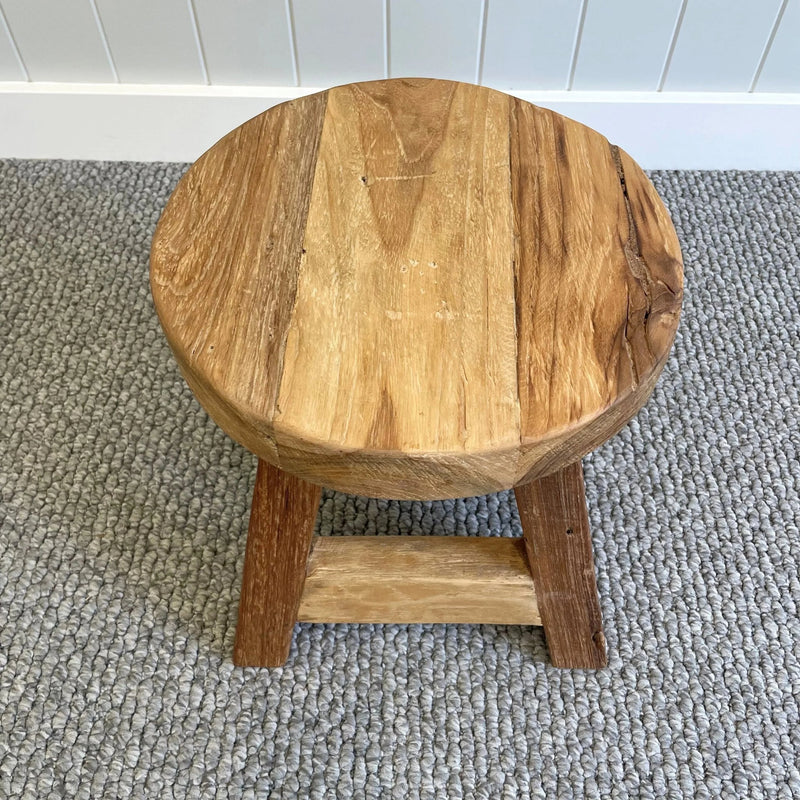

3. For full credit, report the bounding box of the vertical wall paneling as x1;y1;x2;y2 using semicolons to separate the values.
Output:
292;0;383;85
89;0;120;83
188;1;210;84
656;0;687;91
94;0;204;84
475;0;489;83
566;0;588;89
755;0;799;91
0;31;23;81
0;4;25;80
482;0;582;90
383;0;390;78
286;0;300;85
663;0;784;91
572;0;683;90
193;0;295;85
0;0;113;82
389;0;483;82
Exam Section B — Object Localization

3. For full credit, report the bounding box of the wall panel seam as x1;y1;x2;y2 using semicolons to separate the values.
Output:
475;0;488;85
657;0;688;91
0;1;29;81
749;0;789;92
285;0;300;86
87;0;119;83
383;0;390;78
566;0;589;91
186;0;210;84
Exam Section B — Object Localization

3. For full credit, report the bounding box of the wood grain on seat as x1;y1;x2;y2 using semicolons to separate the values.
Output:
151;78;682;500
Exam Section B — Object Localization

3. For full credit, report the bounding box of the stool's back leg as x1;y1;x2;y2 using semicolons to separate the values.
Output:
514;461;607;668
234;459;322;667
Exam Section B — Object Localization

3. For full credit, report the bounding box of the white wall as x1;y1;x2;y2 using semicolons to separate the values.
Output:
1;0;799;167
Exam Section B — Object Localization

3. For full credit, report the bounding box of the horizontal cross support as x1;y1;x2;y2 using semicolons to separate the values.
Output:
297;535;541;625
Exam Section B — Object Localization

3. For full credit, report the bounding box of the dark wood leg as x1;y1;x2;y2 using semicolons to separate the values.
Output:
233;459;322;667
514;461;607;669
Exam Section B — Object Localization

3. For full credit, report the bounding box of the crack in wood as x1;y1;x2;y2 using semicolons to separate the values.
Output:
610;143;658;387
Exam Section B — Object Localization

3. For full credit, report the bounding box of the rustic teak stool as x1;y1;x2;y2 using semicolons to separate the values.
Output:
150;79;683;669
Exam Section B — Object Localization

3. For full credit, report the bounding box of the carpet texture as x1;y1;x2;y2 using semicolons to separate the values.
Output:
0;159;798;799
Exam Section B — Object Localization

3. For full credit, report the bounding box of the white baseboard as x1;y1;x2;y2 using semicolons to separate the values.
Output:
1;82;799;169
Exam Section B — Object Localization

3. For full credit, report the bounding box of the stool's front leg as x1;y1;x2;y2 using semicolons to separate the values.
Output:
233;459;321;667
514;461;607;669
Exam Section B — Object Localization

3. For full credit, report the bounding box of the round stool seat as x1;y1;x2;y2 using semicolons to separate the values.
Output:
150;78;682;500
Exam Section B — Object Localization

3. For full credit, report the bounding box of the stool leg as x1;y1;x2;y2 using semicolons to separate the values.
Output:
514;461;607;668
233;459;321;667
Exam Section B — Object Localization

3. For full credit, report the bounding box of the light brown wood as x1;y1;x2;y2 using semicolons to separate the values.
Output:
233;459;321;667
276;81;520;495
298;536;540;625
514;461;607;669
151;77;683;500
151;91;328;465
509;101;683;484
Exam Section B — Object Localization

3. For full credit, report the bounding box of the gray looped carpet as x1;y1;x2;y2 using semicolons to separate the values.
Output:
0;160;798;799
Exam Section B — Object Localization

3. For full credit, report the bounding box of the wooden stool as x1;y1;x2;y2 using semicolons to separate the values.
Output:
150;78;683;669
